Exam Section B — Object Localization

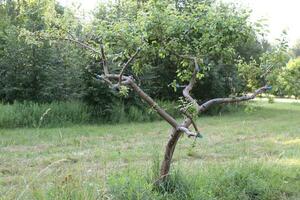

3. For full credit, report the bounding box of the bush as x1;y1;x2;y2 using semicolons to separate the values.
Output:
277;57;300;98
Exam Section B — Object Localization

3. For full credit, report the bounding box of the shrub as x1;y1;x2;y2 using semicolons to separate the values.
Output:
278;57;300;98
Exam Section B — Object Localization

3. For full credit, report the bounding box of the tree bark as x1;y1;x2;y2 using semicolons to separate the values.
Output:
160;118;192;178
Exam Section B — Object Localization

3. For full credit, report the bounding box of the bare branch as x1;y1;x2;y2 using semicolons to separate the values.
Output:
180;56;202;136
174;54;201;106
182;57;200;105
64;37;101;55
177;126;198;137
198;85;272;112
118;48;141;85
100;44;109;75
260;66;273;78
104;74;180;129
95;74;113;85
63;36;109;75
180;108;201;136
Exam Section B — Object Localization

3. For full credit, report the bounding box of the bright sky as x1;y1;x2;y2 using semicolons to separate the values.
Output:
58;0;300;45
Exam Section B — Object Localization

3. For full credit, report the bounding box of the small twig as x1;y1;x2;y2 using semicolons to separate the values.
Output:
118;47;141;85
64;37;101;55
95;74;113;85
180;108;200;136
100;43;109;75
260;66;273;78
64;31;109;75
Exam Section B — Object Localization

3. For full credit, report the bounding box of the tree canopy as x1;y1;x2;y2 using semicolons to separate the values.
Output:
0;0;297;107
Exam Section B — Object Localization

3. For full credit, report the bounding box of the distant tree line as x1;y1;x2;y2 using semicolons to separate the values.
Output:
0;0;299;112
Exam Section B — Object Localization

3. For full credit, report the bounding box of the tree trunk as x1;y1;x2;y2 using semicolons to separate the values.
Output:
160;118;192;178
160;128;181;177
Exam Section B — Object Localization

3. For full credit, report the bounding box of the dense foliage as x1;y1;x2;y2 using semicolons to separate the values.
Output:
0;0;87;103
277;57;300;98
0;0;298;122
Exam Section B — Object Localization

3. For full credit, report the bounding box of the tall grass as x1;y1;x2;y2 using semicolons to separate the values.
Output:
0;101;90;128
107;160;300;200
10;161;298;199
0;100;181;128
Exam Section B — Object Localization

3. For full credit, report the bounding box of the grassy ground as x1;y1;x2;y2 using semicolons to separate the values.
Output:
0;102;300;199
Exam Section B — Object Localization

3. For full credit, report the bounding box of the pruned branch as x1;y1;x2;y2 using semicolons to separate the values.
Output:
118;47;141;85
198;85;272;112
177;126;198;137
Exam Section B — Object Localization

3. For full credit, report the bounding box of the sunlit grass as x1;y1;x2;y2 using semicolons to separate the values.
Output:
0;102;299;199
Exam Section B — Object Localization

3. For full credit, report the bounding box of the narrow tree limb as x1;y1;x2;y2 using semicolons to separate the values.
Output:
36;33;101;56
105;74;180;129
183;68;198;104
180;108;200;135
118;48;141;85
96;74;113;85
40;26;109;75
63;36;109;75
64;37;101;55
100;44;109;75
177;126;197;137
181;56;200;107
198;85;272;112
180;56;201;134
129;81;178;128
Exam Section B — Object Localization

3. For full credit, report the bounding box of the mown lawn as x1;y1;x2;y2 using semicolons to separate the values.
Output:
1;102;300;199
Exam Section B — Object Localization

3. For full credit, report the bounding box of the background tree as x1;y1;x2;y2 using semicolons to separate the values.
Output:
291;39;300;58
277;57;300;98
0;0;88;103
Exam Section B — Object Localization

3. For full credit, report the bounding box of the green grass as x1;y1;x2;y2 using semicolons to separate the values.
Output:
0;102;300;199
0;100;181;128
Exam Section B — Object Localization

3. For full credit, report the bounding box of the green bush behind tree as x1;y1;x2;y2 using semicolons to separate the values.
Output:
0;0;298;122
